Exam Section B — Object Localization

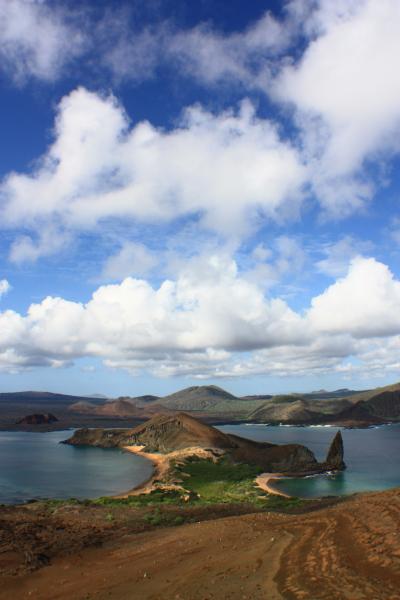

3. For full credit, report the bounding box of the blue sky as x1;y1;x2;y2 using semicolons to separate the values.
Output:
1;0;400;397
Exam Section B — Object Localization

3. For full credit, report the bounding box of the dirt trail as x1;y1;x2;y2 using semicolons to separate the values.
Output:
117;445;223;496
1;489;400;599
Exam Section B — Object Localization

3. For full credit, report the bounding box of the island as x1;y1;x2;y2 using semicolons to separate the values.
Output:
64;412;345;498
16;413;58;425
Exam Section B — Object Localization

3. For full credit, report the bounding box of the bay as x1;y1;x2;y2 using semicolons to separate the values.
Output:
218;423;400;498
0;430;153;504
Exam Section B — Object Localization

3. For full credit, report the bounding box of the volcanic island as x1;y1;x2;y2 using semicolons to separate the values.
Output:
64;412;346;499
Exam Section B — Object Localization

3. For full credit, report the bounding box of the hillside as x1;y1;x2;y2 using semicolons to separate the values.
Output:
334;386;400;424
345;381;400;404
157;385;237;411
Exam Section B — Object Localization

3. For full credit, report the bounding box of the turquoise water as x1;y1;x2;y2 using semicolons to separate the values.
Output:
0;430;153;504
218;423;400;498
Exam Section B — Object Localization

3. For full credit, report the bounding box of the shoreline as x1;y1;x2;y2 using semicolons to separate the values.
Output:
255;473;292;498
114;446;169;497
118;446;297;500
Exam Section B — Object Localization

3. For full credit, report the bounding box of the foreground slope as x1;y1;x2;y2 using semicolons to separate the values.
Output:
2;489;400;600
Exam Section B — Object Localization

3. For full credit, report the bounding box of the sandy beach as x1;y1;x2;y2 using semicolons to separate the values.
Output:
255;473;291;497
113;446;168;497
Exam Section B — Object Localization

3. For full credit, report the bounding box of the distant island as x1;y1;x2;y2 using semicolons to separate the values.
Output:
16;413;58;425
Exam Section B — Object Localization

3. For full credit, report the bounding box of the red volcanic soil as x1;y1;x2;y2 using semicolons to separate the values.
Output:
1;489;400;599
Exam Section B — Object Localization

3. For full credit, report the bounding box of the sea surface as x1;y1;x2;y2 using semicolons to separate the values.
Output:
218;423;400;498
0;430;153;504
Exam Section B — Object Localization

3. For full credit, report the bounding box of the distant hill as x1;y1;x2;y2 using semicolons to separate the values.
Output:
5;382;400;429
0;391;105;405
333;383;400;424
344;381;400;404
249;399;322;424
158;385;237;411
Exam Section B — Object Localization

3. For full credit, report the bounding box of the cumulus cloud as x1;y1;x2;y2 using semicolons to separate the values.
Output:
0;0;85;83
308;257;400;337
0;87;306;260
0;255;399;378
0;253;307;373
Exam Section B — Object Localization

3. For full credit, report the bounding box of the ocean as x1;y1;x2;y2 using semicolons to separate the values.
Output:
0;430;153;504
1;424;400;503
218;423;400;498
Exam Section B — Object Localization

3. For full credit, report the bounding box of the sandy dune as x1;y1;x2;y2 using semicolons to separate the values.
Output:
2;488;400;599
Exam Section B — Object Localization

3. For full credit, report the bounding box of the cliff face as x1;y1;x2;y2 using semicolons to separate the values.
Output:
325;431;346;470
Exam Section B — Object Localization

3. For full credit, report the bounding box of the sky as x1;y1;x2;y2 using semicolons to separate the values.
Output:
1;0;400;397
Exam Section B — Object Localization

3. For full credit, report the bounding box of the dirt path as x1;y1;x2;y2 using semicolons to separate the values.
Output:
2;489;400;600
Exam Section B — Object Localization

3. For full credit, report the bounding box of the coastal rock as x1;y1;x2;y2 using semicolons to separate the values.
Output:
325;431;346;470
16;413;58;425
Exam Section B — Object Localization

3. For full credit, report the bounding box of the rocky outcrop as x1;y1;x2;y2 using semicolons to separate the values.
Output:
16;413;58;425
325;431;346;470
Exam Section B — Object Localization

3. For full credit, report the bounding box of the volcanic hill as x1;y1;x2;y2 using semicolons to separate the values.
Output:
65;412;344;474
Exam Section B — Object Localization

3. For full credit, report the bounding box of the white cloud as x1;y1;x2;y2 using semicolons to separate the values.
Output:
101;242;157;280
0;0;85;83
275;0;400;186
246;236;306;290
9;227;70;264
309;257;400;337
1;88;306;257
167;11;291;88
0;253;306;373
0;280;10;299
0;255;400;379
316;236;372;277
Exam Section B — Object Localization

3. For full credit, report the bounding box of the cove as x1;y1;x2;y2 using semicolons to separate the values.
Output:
0;430;153;504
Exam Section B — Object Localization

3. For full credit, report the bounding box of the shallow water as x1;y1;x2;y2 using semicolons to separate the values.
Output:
218;423;400;498
0;430;153;504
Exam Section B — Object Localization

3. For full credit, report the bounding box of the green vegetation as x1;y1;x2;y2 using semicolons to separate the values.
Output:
176;457;304;509
39;457;305;516
177;458;264;504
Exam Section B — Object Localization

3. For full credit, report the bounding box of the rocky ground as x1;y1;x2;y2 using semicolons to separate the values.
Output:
1;489;399;599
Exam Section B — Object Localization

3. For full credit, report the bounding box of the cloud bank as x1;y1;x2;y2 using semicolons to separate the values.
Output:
0;256;399;379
